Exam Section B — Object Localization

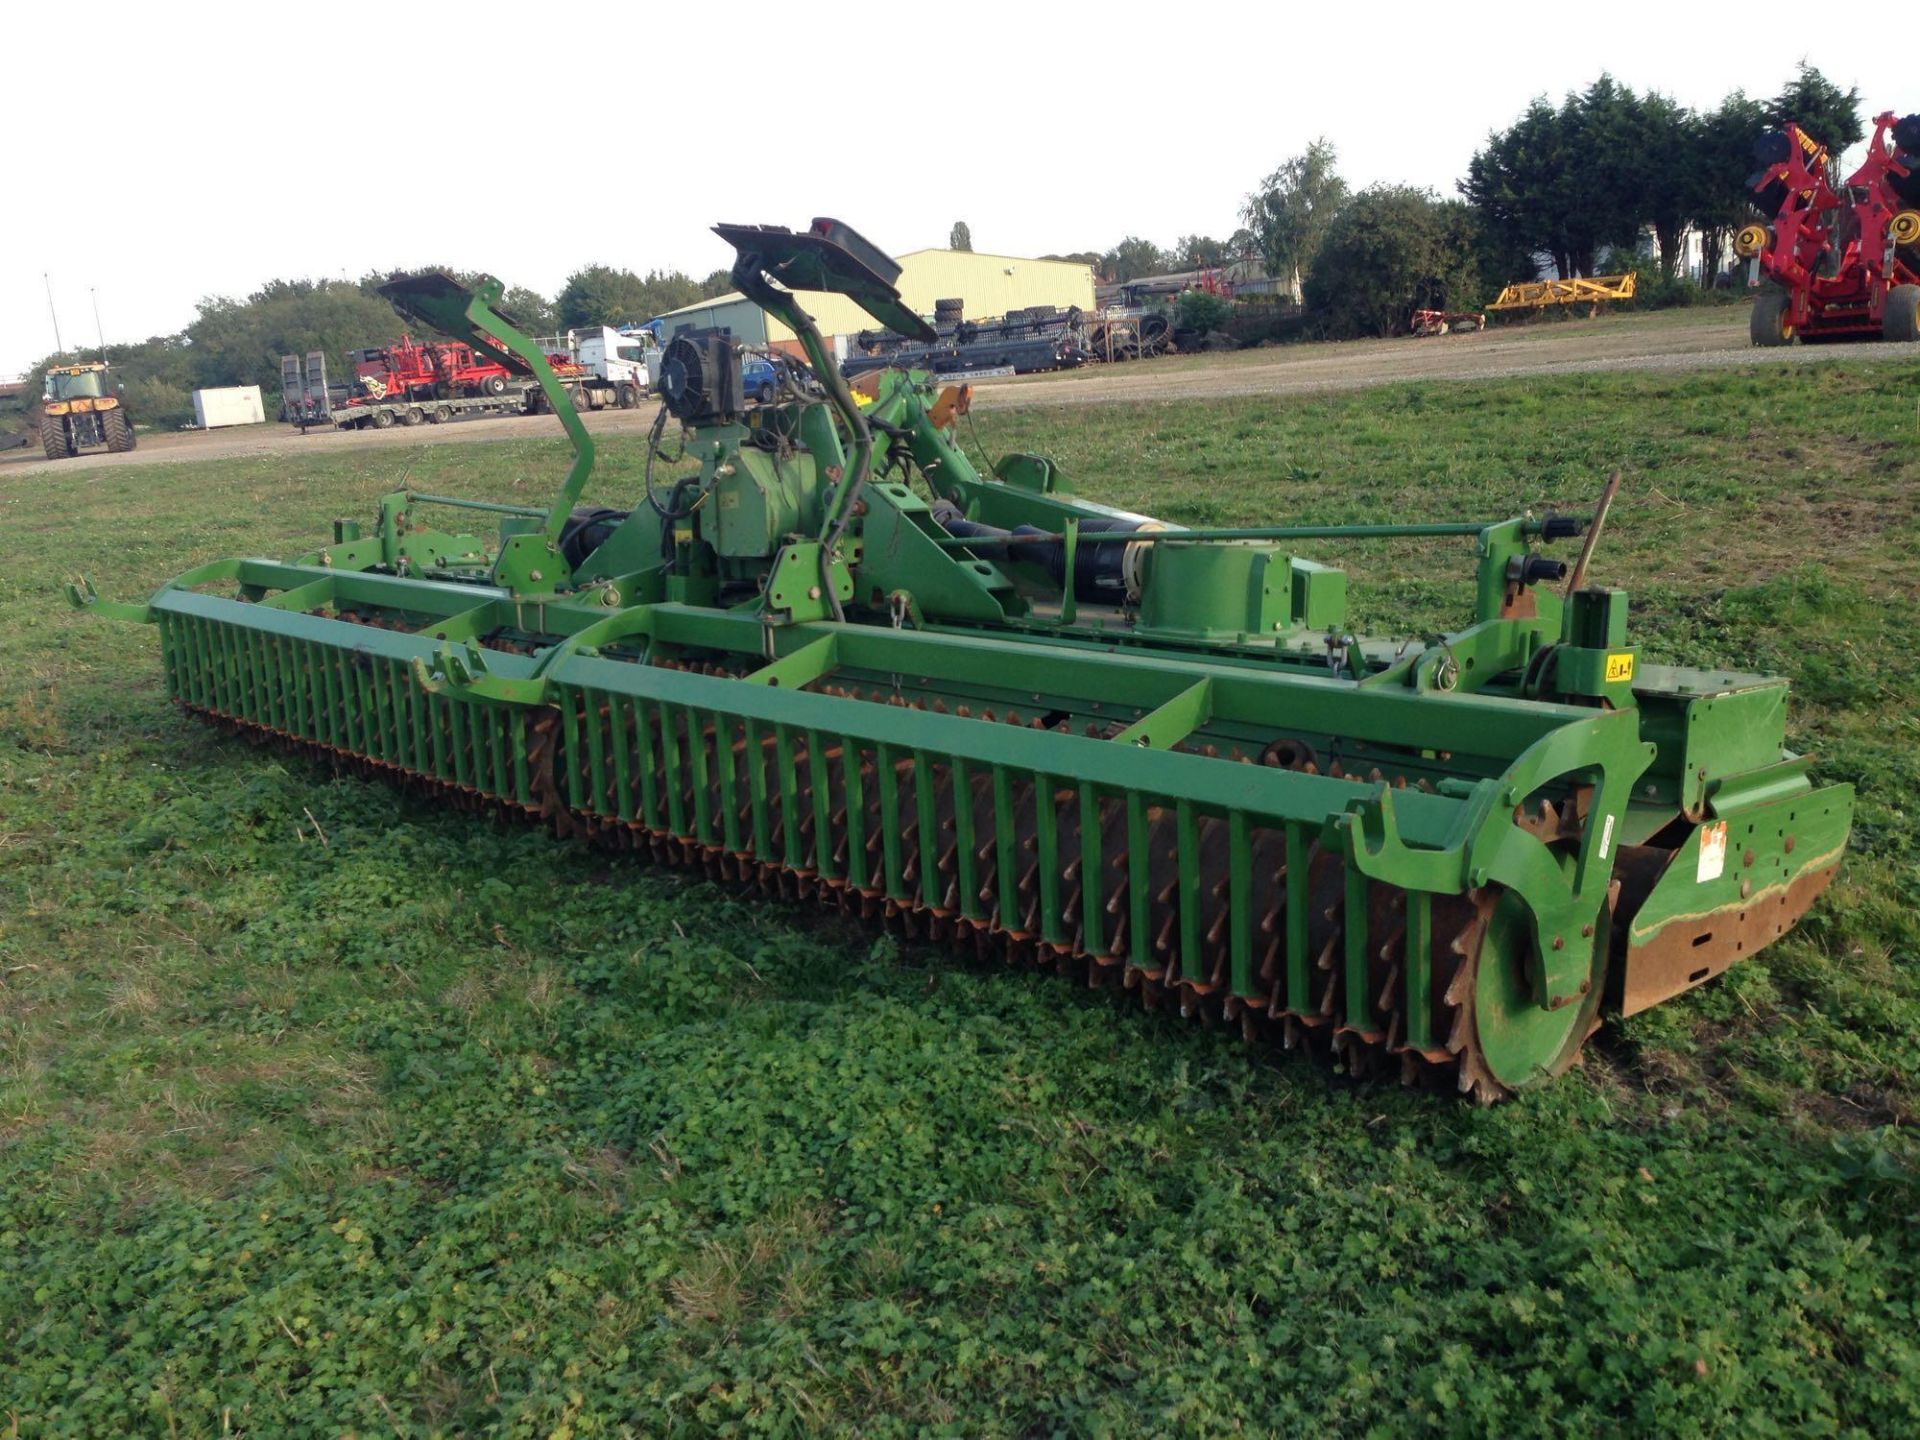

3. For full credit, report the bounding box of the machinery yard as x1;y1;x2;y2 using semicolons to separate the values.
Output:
3;346;1916;1432
0;304;1888;477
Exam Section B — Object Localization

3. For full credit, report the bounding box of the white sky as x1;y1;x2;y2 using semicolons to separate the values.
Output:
0;2;1901;377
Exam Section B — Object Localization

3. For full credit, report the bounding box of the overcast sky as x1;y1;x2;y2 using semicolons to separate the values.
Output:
1;3;1903;377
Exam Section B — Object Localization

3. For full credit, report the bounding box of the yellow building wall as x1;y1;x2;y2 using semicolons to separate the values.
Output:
661;250;1096;347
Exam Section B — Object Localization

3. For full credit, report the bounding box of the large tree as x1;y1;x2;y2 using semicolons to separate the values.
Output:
1241;139;1349;290
1304;186;1484;338
1692;90;1771;281
499;285;557;336
188;278;409;390
1100;237;1168;283
556;266;707;328
556;265;649;328
1465;83;1647;280
1567;75;1655;264
949;221;973;252
1634;90;1700;278
1465;98;1574;278
1765;61;1864;156
1172;234;1229;268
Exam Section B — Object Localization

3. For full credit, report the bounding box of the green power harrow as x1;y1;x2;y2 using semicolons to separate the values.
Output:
74;220;1853;1099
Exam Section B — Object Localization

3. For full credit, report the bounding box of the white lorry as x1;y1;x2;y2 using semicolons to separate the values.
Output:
541;326;660;410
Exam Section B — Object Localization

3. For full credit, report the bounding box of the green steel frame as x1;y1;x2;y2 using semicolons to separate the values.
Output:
72;222;1854;1099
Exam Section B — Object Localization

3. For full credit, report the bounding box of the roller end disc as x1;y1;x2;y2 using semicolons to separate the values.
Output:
1455;888;1608;1098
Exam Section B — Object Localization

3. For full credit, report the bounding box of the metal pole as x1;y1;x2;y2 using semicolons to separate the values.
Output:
43;273;63;354
405;491;549;518
1564;470;1622;595
91;288;106;359
929;520;1532;550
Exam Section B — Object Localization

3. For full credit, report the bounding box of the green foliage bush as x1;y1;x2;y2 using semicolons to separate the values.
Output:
1305;187;1485;337
556;265;723;330
120;375;194;429
1174;288;1233;335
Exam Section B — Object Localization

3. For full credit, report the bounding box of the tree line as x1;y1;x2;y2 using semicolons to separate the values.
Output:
1042;63;1862;338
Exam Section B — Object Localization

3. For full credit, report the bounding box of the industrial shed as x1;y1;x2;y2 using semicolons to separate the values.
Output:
655;248;1096;358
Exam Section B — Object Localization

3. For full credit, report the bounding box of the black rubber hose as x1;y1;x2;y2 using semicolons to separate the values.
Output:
933;503;1142;600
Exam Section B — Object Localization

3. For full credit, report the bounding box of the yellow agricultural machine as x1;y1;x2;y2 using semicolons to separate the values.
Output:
39;361;135;460
1487;274;1637;318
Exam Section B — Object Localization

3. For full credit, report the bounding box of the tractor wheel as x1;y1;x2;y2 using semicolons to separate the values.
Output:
371;408;396;429
39;411;74;461
1882;284;1920;341
1751;289;1796;346
485;375;508;396
402;407;424;427
102;406;136;453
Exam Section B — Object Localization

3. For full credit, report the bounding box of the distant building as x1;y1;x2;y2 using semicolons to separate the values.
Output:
654;248;1096;358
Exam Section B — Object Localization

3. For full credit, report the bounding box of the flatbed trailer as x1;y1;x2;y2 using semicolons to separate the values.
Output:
330;385;538;430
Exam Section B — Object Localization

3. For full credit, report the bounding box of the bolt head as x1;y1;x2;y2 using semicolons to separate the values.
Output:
529;569;543;582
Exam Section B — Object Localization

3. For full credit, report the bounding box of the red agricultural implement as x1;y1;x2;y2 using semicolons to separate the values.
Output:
1740;111;1920;345
348;335;515;403
1409;309;1485;336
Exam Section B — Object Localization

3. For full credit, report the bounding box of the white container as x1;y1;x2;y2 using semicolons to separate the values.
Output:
192;385;266;429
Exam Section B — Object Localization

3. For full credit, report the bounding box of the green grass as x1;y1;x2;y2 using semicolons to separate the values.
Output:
3;361;1919;1437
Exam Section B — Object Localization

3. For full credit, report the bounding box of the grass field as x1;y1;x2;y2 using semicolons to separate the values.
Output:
4;363;1918;1436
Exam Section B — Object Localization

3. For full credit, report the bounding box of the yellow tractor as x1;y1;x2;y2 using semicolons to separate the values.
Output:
40;361;135;460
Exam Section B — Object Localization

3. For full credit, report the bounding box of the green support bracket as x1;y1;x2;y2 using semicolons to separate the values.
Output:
1334;708;1655;1010
764;542;853;624
1112;679;1214;749
744;633;839;689
66;576;152;623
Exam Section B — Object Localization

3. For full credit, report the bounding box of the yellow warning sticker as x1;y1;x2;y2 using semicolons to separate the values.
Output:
1605;652;1636;683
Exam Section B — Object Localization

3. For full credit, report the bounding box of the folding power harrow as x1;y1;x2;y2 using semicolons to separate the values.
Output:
1738;109;1920;343
75;220;1853;1099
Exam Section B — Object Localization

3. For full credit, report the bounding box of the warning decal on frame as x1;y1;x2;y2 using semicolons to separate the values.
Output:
1605;652;1636;683
1697;821;1728;883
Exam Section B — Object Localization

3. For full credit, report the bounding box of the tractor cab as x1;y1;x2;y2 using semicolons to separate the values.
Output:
44;363;110;403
